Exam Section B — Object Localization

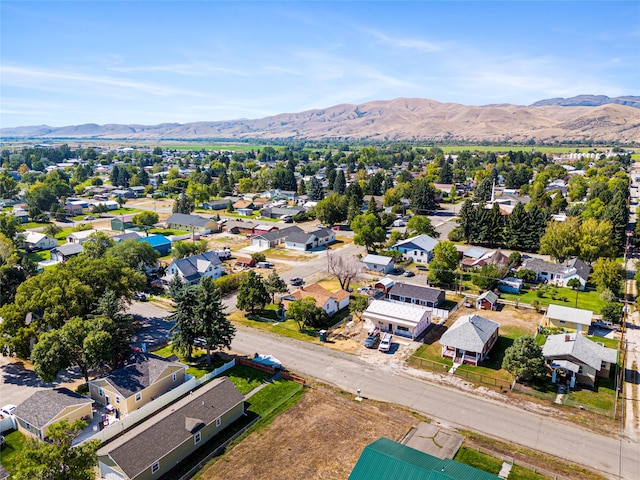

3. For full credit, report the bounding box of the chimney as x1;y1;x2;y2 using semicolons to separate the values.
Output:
564;334;570;342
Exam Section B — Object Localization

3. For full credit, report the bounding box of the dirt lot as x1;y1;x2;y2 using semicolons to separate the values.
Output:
200;388;417;480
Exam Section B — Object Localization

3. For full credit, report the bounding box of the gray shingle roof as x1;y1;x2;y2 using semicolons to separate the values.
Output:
478;290;499;304
14;388;93;429
166;213;213;228
363;254;394;266
393;234;438;252
254;225;303;242
52;243;84;256
100;351;185;399
440;314;499;353
286;232;315;244
542;333;617;371
97;377;243;479
172;251;222;280
388;283;443;304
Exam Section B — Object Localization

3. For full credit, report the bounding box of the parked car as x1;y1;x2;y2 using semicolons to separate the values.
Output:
84;215;96;220
290;277;303;286
134;292;147;302
415;265;428;271
0;404;16;418
364;332;380;349
403;271;415;277
378;333;393;353
357;286;372;294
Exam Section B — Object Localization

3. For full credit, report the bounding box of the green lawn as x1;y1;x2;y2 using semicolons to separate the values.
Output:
566;369;618;412
245;380;304;417
501;285;606;313
223;365;273;395
0;429;27;475
510;465;553;480
26;249;51;263
453;447;502;475
21;221;50;229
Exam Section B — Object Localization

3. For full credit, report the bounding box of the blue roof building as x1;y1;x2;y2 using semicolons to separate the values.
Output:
139;234;172;256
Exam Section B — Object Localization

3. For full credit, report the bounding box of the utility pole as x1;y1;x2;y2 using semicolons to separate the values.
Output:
615;229;633;419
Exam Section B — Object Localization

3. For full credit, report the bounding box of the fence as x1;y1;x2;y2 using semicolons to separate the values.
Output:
176;416;260;480
408;356;510;391
235;356;306;385
464;443;574;480
79;360;236;445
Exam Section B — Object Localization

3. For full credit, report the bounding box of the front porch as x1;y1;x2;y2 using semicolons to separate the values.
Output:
441;346;480;366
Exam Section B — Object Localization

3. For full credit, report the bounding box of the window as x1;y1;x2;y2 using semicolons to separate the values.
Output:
216;417;221;427
172;373;177;382
135;392;142;402
152;462;160;474
559;320;566;324
115;396;120;404
98;388;104;397
194;432;201;444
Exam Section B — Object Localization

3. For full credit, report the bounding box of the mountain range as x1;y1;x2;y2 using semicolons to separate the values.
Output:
2;95;639;143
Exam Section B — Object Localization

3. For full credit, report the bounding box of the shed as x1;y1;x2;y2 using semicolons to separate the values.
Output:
373;277;395;293
362;254;395;274
476;290;499;310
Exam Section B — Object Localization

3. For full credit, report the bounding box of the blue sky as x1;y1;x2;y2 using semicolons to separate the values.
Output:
1;1;638;127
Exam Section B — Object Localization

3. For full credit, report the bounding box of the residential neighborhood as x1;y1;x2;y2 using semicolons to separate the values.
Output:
0;141;638;480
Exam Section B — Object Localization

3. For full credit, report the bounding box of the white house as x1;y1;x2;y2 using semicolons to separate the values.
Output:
67;229;98;244
545;304;593;333
162;251;223;286
389;234;438;263
520;257;591;291
22;231;58;251
363;299;432;340
285;228;336;251
362;254;395;274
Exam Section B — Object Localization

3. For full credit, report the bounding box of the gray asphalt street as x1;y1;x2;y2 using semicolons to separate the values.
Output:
228;326;638;480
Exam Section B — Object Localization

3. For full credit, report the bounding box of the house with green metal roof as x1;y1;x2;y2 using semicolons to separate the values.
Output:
349;438;500;480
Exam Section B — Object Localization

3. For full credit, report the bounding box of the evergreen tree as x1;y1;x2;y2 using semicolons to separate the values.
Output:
333;169;346;194
457;199;476;243
264;271;288;304
236;270;270;314
347;196;361;224
345;180;364;204
487;202;504;246
474;177;493;202
439;161;453;184
411;177;437;215
308;177;325;201
504;202;528;249
524;205;550;253
196;277;235;365
297;178;307;195
169;286;201;360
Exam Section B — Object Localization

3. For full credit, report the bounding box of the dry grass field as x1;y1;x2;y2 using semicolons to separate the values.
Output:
200;388;417;480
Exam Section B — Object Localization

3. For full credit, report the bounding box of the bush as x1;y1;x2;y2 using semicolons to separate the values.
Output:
214;271;248;295
293;210;316;222
251;252;266;263
448;226;464;242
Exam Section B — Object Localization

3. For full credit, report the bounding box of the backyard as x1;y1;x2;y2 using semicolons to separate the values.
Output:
500;284;606;313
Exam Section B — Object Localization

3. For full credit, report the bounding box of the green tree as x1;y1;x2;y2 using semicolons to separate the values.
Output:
31;317;112;383
471;264;500;290
236;270;270;314
108;239;159;271
349;295;369;320
172;239;208;259
601;301;624;324
351;212;386;252
579;218;614;263
502;335;546;384
474;177;493;202
169;285;201;361
427;260;455;287
591;257;624;294
504;202;528;249
405;215;439;238
251;251;266;263
0;170;19;198
25;182;58;211
457;199;476;243
173;193;194;214
12;419;100;480
196;277;235;365
82;231;114;259
411;177;438;215
314;193;347;225
264;271;288;304
432;240;458;270
539;217;581;262
308;177;325;201
132;211;159;234
333;169;346;194
287;296;328;331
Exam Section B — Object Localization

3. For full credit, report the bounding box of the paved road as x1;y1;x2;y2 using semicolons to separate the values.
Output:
229;326;639;480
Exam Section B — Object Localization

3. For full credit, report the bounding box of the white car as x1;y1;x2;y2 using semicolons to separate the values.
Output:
1;404;16;417
378;333;393;353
